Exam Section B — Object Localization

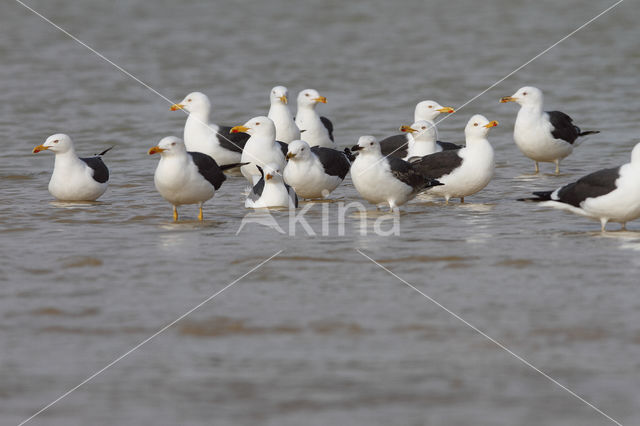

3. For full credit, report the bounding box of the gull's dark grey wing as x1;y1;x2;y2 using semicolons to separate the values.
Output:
379;134;408;158
217;125;250;153
387;157;442;191
80;155;109;184
320;116;334;141
530;167;621;207
410;149;463;180
188;151;226;190
311;146;350;179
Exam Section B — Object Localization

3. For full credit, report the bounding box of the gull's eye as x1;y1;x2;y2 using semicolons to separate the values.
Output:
474;123;478;127
272;90;276;94
428;105;433;108
187;98;192;102
369;142;373;145
305;93;310;97
53;140;59;143
522;92;527;96
255;122;260;126
171;142;176;146
421;126;426;130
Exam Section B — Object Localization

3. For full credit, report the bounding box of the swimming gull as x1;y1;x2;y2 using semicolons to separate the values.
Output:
32;133;111;201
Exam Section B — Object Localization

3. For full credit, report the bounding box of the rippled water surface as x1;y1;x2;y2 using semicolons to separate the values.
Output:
1;0;640;425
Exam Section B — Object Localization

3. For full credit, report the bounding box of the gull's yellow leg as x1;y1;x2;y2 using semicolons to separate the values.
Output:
173;206;178;222
198;204;204;221
554;159;560;175
600;218;608;232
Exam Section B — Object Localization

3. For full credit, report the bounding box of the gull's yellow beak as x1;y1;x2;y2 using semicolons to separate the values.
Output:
148;146;165;155
279;95;288;104
400;125;416;133
265;173;273;180
500;96;517;103
313;96;327;103
32;144;49;153
484;120;499;128
286;152;295;159
436;106;455;113
170;103;185;111
230;125;250;133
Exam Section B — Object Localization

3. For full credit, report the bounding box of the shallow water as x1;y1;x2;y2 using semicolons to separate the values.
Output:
1;0;640;425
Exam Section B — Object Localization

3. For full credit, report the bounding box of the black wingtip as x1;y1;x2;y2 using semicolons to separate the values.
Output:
343;147;356;162
518;191;552;202
579;130;600;137
220;162;249;171
427;179;444;188
97;146;114;156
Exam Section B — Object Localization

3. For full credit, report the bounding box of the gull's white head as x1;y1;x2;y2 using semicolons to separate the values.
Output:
33;133;74;154
630;142;640;164
171;91;211;113
148;136;187;156
464;114;498;141
231;116;276;138
500;86;543;107
286;140;312;161
401;120;437;142
262;162;284;182
297;89;327;109
414;100;455;122
351;135;381;155
270;86;289;105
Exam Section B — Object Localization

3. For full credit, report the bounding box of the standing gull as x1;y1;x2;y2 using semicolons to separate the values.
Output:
520;143;640;231
411;115;497;204
283;140;351;199
295;89;335;148
32;133;111;201
379;100;457;158
500;86;599;174
231;116;287;184
149;136;236;221
171;91;249;166
350;136;442;210
246;163;298;209
268;86;300;143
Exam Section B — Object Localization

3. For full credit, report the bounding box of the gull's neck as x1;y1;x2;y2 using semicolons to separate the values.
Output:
517;101;543;117
409;135;437;157
296;104;318;120
249;130;277;145
53;149;82;169
184;107;219;139
464;135;491;148
269;102;290;117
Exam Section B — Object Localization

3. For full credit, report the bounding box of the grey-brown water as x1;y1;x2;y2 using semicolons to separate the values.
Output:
1;0;640;425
